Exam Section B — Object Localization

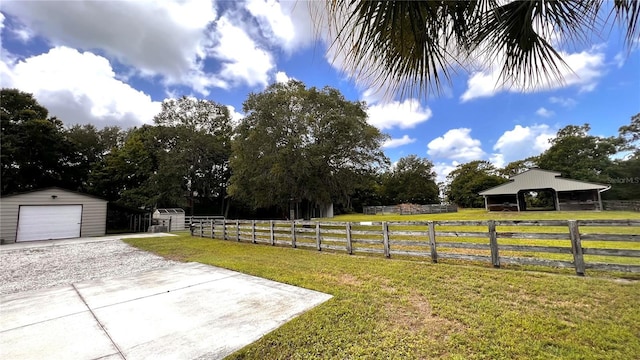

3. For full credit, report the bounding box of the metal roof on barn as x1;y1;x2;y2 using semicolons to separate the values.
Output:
478;169;609;196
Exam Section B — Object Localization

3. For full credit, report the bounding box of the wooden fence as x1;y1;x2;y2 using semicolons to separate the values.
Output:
603;200;640;212
363;204;458;215
190;219;640;275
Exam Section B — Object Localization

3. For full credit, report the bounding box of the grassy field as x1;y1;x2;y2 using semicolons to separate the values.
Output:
328;208;640;222
126;233;640;359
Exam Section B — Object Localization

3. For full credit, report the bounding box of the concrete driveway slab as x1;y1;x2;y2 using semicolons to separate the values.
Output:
74;263;239;309
0;286;87;332
0;261;332;360
0;310;120;360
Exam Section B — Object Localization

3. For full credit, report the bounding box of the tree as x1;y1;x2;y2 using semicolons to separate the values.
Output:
65;124;124;192
500;157;538;178
1;89;73;195
619;112;640;154
605;113;640;200
321;1;639;98
228;80;388;215
89;125;165;208
153;97;233;215
446;160;507;208
536;124;621;183
382;155;439;204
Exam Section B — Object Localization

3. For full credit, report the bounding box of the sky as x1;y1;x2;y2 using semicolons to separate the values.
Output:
1;0;639;183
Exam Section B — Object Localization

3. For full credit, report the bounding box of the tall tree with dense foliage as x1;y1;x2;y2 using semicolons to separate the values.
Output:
446;160;507;208
89;125;165;208
229;80;388;214
65;124;124;192
536;124;621;183
383;155;439;204
0;89;72;195
153;97;233;215
321;1;639;98
605;113;640;200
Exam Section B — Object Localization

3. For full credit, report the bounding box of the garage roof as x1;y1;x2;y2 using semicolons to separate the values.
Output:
1;187;107;201
478;169;609;196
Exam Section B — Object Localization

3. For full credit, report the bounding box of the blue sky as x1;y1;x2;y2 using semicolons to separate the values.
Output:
1;1;639;182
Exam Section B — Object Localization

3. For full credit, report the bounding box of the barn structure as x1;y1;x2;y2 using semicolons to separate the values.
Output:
478;169;610;211
0;187;107;243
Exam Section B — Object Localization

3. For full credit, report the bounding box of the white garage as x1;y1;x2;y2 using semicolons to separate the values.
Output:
1;188;107;244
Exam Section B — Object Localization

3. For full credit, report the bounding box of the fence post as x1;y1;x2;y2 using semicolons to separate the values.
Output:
223;220;228;240
210;219;214;239
168;217;172;233
291;221;296;248
270;220;275;245
252;220;256;244
488;220;500;268
382;222;390;258
428;221;438;263
316;222;321;251
346;222;353;255
568;220;586;276
236;220;240;242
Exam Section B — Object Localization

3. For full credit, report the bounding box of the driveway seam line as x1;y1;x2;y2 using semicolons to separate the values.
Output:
72;283;126;360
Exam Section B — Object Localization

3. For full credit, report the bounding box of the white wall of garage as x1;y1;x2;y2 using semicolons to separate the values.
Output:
0;187;107;244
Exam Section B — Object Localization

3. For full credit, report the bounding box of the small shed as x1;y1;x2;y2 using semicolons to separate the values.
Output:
153;208;185;231
0;187;107;244
479;169;610;211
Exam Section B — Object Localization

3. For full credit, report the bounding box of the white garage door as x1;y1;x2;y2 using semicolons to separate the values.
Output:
16;205;82;242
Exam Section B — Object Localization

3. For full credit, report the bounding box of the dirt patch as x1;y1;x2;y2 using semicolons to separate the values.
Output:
385;290;467;336
337;273;361;286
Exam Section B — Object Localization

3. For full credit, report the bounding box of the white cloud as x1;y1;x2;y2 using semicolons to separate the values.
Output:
427;128;485;162
613;52;626;68
549;96;577;108
0;46;161;128
433;161;460;184
382;135;416;149
461;47;607;101
536;107;554;118
212;16;275;88
244;0;315;53
1;0;221;92
490;124;556;168
226;105;245;127
366;99;432;130
275;71;291;83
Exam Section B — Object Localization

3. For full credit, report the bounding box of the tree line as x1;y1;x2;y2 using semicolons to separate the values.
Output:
1;86;638;217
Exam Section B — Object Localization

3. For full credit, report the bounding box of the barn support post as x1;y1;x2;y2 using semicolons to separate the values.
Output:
236;220;240;242
568;220;586;276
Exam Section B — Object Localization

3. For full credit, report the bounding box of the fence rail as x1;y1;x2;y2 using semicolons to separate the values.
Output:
602;200;640;212
363;204;458;215
190;219;640;275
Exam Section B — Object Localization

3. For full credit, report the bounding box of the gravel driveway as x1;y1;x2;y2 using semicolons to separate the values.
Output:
0;236;179;295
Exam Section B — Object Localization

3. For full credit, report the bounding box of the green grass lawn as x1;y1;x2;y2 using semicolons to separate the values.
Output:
125;232;640;360
328;208;640;222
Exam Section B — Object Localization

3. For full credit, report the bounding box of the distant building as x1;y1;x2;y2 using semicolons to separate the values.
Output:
478;169;609;211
